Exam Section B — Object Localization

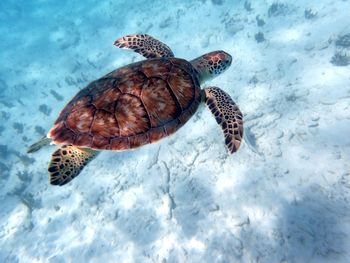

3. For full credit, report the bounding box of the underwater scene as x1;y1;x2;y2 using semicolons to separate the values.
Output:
1;0;350;262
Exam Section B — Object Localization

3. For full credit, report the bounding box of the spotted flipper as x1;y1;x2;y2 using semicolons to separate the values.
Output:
114;34;174;59
27;136;51;153
48;145;98;186
204;87;243;153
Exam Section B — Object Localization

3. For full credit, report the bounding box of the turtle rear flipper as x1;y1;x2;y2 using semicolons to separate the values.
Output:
27;136;51;153
48;145;98;186
114;34;174;59
204;87;243;153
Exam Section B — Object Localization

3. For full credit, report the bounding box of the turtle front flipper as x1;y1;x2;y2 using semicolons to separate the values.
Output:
48;145;98;186
204;87;243;153
114;34;174;59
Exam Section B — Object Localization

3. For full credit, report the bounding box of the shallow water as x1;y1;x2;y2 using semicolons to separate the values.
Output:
1;0;350;262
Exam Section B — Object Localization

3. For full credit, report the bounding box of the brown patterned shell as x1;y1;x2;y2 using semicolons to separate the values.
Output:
48;58;202;150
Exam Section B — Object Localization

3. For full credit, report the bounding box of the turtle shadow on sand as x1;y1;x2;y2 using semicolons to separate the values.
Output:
275;186;349;262
171;176;215;237
233;185;350;262
116;203;162;246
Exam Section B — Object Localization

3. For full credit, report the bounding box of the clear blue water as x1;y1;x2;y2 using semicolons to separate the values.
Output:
1;0;350;262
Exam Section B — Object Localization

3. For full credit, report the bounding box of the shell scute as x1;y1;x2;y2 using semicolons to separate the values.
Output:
141;59;172;78
92;88;121;112
148;126;167;143
167;66;195;111
141;77;179;127
49;122;76;145
74;134;93;147
91;110;119;138
66;106;95;133
110;137;130;150
129;133;150;148
115;94;150;137
92;135;110;149
90;78;117;97
118;72;145;97
164;118;182;135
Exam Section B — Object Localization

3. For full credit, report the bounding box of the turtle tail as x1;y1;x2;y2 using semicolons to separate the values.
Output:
27;136;51;153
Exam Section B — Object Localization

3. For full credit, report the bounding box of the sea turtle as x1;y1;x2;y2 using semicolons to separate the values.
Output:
28;34;243;186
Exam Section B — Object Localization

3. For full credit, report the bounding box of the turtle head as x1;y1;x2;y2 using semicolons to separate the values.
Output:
191;50;232;83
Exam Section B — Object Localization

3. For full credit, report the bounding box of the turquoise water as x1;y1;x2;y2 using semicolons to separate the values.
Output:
1;0;350;262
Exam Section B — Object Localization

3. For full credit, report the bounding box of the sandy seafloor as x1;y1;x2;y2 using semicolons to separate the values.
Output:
1;0;350;262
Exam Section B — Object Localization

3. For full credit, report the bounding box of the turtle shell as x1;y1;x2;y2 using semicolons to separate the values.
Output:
48;58;202;150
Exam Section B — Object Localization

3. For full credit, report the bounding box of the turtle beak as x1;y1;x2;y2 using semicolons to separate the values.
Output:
211;50;232;75
221;51;232;69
